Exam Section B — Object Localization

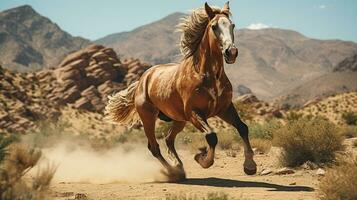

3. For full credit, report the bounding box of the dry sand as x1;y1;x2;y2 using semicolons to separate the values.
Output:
48;148;319;200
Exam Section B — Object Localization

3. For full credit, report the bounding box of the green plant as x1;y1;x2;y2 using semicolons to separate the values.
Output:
248;119;282;140
273;117;344;167
319;156;357;200
341;112;357;125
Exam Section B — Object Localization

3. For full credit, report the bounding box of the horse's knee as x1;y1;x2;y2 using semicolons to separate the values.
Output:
205;132;218;147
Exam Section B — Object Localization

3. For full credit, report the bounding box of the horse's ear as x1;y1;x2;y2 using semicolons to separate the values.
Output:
205;2;215;19
222;1;230;14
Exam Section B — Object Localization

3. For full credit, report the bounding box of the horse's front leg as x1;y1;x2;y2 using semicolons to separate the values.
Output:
190;111;217;169
217;103;257;175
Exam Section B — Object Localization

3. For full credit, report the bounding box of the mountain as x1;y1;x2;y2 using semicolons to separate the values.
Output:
96;12;357;101
0;5;90;72
278;54;357;106
96;12;184;64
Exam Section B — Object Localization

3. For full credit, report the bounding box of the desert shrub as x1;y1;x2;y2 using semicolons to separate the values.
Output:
341;112;357;125
250;138;271;154
285;111;304;121
166;192;229;200
0;144;56;200
0;135;18;163
273;117;344;167
319;156;357;200
248;119;282;140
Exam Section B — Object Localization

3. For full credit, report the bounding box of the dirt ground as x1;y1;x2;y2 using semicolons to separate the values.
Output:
49;149;320;200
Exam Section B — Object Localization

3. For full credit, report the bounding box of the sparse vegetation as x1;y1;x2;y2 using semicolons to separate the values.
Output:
217;128;239;150
319;156;357;200
250;138;271;154
248;119;282;140
342;111;357;125
273;117;344;167
0;144;56;200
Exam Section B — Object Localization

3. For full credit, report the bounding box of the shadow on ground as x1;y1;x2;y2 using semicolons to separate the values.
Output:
178;177;314;192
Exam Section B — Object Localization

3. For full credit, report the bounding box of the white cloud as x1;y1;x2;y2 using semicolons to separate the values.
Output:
246;23;269;30
319;5;327;9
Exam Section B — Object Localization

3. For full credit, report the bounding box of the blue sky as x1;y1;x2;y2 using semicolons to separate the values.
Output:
0;0;356;42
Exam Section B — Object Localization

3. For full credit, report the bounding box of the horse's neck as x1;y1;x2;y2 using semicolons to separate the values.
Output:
196;29;224;79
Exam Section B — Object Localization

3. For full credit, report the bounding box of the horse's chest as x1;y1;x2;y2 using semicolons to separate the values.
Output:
193;78;226;113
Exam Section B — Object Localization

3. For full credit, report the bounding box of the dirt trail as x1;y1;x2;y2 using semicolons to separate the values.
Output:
49;149;319;200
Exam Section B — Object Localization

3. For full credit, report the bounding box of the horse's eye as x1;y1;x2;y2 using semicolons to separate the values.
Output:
212;24;218;30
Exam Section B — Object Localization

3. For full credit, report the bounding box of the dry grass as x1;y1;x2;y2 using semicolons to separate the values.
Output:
319;156;357;200
0;144;56;200
273;117;344;167
250;138;271;154
339;125;357;138
217;128;239;150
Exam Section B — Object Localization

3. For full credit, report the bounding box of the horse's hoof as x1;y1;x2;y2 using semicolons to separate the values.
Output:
244;167;257;175
194;153;213;169
162;166;186;183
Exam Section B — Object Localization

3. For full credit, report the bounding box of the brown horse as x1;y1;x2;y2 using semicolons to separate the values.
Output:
105;1;257;182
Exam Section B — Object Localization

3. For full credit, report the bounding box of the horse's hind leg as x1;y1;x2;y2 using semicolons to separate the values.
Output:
136;100;184;182
165;121;186;179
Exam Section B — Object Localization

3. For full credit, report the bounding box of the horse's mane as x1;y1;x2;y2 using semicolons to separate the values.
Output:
177;6;230;60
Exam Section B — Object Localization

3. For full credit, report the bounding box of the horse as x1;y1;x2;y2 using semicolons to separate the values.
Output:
105;1;257;182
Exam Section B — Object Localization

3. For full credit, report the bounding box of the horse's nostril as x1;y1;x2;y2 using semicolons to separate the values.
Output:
225;49;229;55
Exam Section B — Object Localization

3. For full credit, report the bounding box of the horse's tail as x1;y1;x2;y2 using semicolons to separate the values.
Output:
105;81;140;126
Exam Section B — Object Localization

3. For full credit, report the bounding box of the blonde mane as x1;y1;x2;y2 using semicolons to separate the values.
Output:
177;6;229;60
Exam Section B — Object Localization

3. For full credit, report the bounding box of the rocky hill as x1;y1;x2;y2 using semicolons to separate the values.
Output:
0;5;90;72
278;54;357;106
0;45;150;134
96;12;357;101
297;91;357;124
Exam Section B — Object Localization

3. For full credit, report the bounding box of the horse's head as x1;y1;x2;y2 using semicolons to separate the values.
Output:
205;1;238;64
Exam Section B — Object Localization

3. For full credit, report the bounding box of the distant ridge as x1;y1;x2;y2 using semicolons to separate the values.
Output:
0;5;90;72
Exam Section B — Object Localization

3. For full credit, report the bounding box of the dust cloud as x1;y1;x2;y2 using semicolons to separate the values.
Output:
31;139;164;184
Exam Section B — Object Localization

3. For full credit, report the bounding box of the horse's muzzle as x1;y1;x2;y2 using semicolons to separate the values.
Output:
224;46;238;64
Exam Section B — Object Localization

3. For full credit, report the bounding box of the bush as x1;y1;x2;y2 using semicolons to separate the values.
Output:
273;117;344;167
0;144;56;200
249;119;282;140
319;156;357;200
342;112;357;125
